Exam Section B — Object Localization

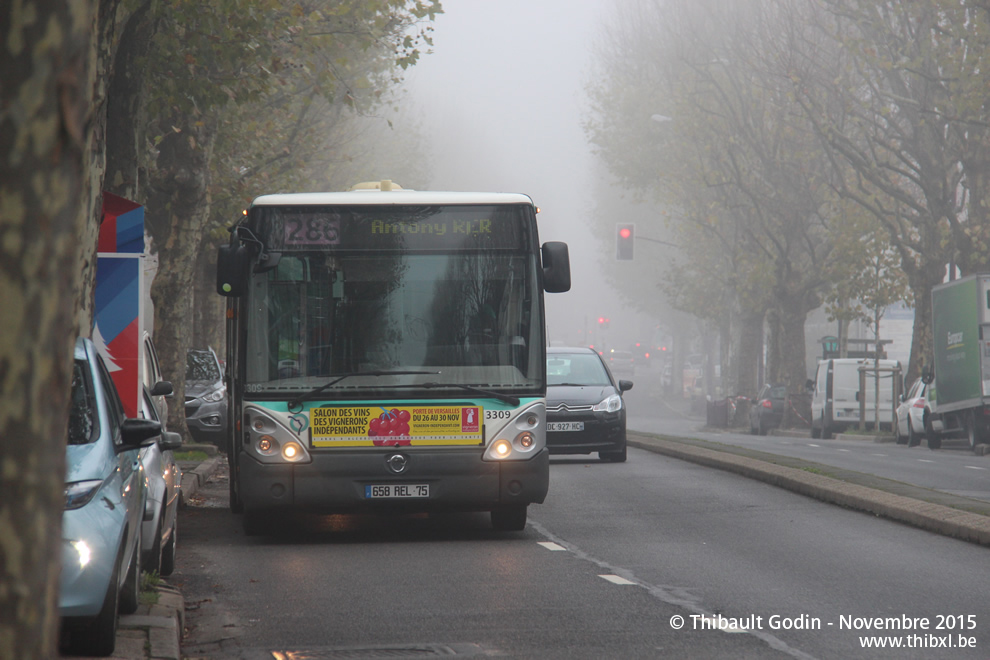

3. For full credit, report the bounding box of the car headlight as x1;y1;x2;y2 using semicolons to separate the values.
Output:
71;540;92;568
65;479;104;510
593;394;622;413
202;387;226;403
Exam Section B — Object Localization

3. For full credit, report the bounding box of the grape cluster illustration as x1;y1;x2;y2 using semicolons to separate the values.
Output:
370;408;412;446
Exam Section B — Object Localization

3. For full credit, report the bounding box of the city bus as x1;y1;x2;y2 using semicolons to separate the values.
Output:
216;182;571;534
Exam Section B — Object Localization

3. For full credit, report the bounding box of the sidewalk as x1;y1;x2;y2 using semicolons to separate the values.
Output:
86;443;223;660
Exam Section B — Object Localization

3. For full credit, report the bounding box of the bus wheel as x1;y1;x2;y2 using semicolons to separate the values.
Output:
491;505;527;531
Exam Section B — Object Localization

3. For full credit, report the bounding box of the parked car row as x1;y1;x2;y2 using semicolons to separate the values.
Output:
60;337;179;657
58;338;225;656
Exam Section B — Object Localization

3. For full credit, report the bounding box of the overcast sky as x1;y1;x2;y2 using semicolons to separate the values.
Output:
404;0;653;348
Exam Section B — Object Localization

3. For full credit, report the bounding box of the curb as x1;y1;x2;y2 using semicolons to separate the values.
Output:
117;586;184;660
179;444;222;507
103;451;222;660
628;432;990;547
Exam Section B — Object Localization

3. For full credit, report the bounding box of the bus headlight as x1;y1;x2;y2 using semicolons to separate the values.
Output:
244;407;312;464
282;442;305;462
483;402;545;461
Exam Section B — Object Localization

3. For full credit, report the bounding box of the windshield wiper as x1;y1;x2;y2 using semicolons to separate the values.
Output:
420;382;520;406
287;370;440;411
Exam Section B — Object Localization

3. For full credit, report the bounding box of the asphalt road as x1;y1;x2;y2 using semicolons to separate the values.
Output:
174;448;990;660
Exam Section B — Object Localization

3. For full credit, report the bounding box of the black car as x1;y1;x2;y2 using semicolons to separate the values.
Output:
749;382;787;435
546;347;633;462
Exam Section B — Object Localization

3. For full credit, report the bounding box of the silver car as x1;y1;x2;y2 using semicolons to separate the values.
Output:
60;337;160;657
185;347;228;446
138;386;182;576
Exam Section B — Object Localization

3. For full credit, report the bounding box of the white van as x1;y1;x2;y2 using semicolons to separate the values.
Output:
810;358;902;438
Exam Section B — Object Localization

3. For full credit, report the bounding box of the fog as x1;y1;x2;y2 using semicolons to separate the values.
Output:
403;1;656;352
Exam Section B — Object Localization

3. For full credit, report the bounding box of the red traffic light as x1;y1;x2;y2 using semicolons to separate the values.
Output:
616;223;635;260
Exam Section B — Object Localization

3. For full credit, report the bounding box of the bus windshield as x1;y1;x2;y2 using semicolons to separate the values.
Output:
242;205;544;397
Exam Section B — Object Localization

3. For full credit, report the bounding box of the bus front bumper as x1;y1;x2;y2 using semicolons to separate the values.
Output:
237;447;549;514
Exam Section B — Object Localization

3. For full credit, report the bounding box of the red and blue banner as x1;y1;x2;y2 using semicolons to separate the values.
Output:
94;192;145;418
98;193;145;253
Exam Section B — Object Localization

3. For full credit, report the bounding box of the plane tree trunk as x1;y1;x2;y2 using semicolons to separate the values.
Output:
0;0;112;656
145;121;217;438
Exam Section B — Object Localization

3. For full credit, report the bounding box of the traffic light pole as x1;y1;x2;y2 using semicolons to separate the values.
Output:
635;235;680;248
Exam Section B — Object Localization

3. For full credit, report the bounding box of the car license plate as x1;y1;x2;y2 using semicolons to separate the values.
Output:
365;484;429;499
547;422;584;432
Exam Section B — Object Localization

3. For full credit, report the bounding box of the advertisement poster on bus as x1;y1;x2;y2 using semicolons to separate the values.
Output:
310;405;483;447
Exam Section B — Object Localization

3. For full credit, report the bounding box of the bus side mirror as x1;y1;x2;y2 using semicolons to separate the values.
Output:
217;244;250;297
542;241;571;293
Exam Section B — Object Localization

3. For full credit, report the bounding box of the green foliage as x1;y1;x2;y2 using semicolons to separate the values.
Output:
139;571;161;606
142;0;440;114
822;203;909;333
129;0;442;237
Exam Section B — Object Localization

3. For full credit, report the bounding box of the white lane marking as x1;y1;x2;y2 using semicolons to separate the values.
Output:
837;449;850;453
964;465;987;471
528;521;817;660
918;459;935;463
538;541;567;551
599;574;636;585
871;453;887;457
808;444;820;447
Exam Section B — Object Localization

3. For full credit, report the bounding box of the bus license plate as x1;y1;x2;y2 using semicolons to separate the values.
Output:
547;422;584;432
365;484;429;499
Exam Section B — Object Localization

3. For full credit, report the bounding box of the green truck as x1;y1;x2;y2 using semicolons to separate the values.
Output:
927;274;990;448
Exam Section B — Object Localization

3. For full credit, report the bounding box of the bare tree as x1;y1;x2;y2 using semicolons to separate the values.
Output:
586;0;851;403
792;0;990;381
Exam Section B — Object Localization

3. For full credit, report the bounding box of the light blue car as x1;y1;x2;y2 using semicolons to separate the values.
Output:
59;337;161;657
